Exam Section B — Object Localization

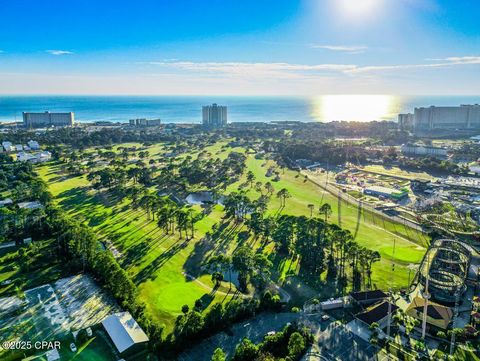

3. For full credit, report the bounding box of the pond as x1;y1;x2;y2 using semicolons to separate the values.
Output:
185;191;224;205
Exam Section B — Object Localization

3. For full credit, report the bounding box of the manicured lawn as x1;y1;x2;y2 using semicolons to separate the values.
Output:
226;156;427;290
37;162;237;332
36;140;428;330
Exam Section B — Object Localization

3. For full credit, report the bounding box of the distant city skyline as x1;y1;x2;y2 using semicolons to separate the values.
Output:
1;0;480;95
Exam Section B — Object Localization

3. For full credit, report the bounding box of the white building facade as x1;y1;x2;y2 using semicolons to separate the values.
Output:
202;104;227;127
413;105;480;132
23;111;74;128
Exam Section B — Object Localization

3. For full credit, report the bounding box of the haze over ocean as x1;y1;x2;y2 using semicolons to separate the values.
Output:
1;95;480;124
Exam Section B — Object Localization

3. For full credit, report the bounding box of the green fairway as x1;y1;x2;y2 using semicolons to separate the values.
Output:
36;140;428;331
225;155;427;290
37;163;237;332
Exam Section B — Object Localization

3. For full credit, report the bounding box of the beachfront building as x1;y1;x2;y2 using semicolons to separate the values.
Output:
23;111;74;128
413;105;480;133
398;113;414;130
129;118;161;127
202;103;227;127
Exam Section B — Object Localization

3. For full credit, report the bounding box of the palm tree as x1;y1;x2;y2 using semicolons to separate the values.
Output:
365;250;381;289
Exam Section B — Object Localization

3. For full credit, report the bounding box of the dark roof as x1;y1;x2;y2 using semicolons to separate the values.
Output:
411;305;444;320
350;290;388;302
406;297;453;321
356;301;398;326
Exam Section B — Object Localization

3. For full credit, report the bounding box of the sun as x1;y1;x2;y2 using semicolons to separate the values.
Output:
311;95;399;122
336;0;382;19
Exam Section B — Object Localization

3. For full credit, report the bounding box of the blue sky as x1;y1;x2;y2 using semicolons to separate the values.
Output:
1;0;479;95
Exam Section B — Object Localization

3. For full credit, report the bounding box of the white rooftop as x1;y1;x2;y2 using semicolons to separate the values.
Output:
17;201;43;210
365;185;405;195
102;312;149;353
0;198;13;206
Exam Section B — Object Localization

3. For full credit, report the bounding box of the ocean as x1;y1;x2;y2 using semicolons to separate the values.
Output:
0;95;479;124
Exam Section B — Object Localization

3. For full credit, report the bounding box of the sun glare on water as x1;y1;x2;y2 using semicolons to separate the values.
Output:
311;95;399;122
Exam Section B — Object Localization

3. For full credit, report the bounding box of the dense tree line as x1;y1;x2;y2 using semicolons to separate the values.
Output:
273;139;369;165
0;161;51;241
271;214;380;291
398;156;469;175
165;290;285;357
1;127;176;148
0;158;166;354
214;322;313;361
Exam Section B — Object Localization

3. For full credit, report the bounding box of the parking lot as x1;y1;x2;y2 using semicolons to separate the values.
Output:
178;312;302;361
316;321;377;361
178;308;378;361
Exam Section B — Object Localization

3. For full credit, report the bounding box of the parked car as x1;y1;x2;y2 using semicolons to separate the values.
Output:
70;343;77;353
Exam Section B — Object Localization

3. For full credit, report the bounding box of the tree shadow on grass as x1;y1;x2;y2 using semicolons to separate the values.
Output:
182;220;242;278
121;241;150;268
94;189;122;208
57;187;95;212
182;236;215;277
134;238;189;284
211;221;243;254
196;293;214;311
121;229;169;268
88;212;110;227
99;218;151;241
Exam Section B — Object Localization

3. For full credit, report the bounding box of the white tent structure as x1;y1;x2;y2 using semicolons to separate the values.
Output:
102;312;149;354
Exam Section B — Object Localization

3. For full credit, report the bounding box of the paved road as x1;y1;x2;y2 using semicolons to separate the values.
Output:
303;171;425;235
178;312;302;361
178;310;378;361
302;318;377;361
